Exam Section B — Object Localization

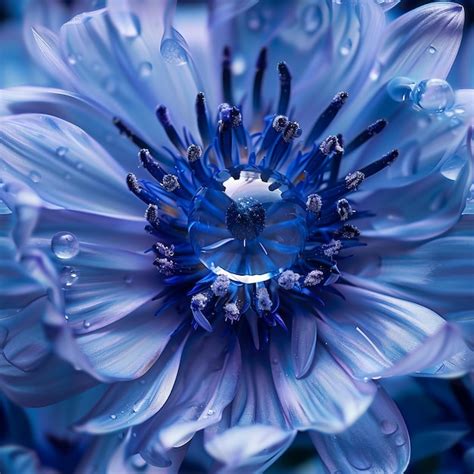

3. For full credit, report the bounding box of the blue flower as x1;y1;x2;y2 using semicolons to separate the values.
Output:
0;1;472;472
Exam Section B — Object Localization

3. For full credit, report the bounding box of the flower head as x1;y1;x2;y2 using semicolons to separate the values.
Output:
0;0;472;472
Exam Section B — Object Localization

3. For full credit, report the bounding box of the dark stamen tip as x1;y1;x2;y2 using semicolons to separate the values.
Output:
278;61;291;80
369;119;388;135
256;47;267;69
156;105;169;124
335;91;349;103
126;173;140;193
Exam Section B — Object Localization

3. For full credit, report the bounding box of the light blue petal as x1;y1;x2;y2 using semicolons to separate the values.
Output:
76;329;189;433
131;326;240;464
0;114;142;218
318;284;465;378
270;330;376;433
310;388;410;474
205;425;295;474
291;304;317;379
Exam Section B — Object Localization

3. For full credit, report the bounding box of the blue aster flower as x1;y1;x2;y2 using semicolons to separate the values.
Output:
0;0;473;472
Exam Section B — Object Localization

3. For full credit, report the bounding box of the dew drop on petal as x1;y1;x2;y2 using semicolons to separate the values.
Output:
387;76;416;102
29;171;41;183
60;267;80;287
380;420;398;435
369;61;381;81
160;38;188;65
347;451;373;471
110;414;117;420
410;79;455;113
56;146;68;157
82;320;91;329
51;232;79;259
428;45;437;54
339;38;353;56
394;434;406;446
138;61;153;78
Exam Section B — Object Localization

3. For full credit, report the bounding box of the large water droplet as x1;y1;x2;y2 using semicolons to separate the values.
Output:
56;146;68;157
302;4;322;34
394;434;406;446
51;232;79;259
387;76;416;102
60;266;79;287
339;38;353;56
138;61;153;78
29;171;41;183
160;39;188;66
380;420;398;435
410;78;455;113
347;451;373;471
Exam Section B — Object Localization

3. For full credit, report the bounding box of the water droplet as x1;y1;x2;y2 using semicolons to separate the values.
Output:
428;45;437;54
369;61;381;81
56;146;68;157
51;232;79;259
64;314;70;321
454;107;465;115
339;38;353;56
132;402;140;413
110;414;117;420
83;320;91;329
207;409;215;416
410;78;455;113
160;39;188;66
67;53;77;65
138;61;153;78
29;171;41;183
302;4;322;34
130;454;147;470
347;452;372;471
60;266;79;287
124;275;133;285
394;434;406;446
387;76;416;102
380;420;398;435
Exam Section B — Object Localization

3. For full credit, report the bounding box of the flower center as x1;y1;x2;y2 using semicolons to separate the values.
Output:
188;166;306;284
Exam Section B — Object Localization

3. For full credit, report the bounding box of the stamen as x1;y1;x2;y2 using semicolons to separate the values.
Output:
272;115;289;132
319;135;340;155
191;293;208;310
256;287;273;312
321;239;342;257
305;91;348;146
218;104;236;169
211;275;230;297
187;144;203;162
154;242;175;257
161;174;180;192
139;149;166;181
145;204;159;227
304;270;324;286
283;121;301;143
345;119;387;154
337;198;353;221
113;117;150;150
335;224;360;239
154;257;175;275
224;302;240;323
222;46;234;104
156;105;186;154
126;173;140;194
329;133;344;185
345;171;365;190
278;270;300;290
277;62;292;115
358;149;399;178
195;92;211;146
306;193;322;214
253;47;267;113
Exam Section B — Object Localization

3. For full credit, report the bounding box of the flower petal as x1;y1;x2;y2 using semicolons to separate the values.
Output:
318;285;465;379
310;388;410;474
0;114;142;218
270;329;376;433
291;304;318;379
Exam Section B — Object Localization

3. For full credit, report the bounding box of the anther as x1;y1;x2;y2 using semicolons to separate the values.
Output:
277;62;292;115
139;149;166;181
224;302;240;323
337;198;353;221
211;275;230;297
154;242;175;257
154;257;175;275
358;149;399;178
335;224;360;239
256;287;273;312
304;270;324;286
161;174;180;192
345;171;365;190
321;239;342;257
196;92;211;146
187;144;203;162
278;270;300;290
126;173;140;194
283;121;301;142
306;91;348;146
306;194;322;214
145;204;159;227
272;115;289;132
319;135;340;155
113;117;150;150
191;293;208;310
